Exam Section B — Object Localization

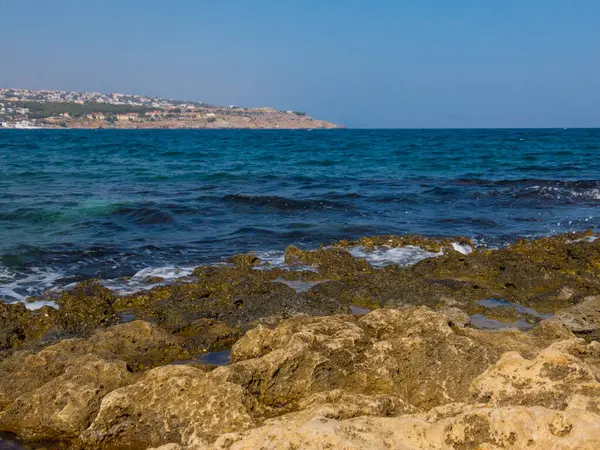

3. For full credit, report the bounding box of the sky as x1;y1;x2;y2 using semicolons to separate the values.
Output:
1;0;599;128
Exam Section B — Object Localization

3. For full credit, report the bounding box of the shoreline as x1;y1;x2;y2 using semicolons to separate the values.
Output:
1;231;599;448
1;126;346;130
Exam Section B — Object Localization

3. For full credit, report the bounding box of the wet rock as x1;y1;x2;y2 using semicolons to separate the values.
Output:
55;280;119;336
227;253;260;268
334;234;474;253
174;318;242;352
0;302;56;352
284;246;373;279
118;266;346;329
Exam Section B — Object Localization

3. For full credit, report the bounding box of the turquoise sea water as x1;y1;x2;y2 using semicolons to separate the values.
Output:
1;128;599;301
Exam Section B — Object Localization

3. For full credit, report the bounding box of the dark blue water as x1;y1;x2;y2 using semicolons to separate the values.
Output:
1;129;599;301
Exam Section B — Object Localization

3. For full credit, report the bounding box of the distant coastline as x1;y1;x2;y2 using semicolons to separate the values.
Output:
0;88;342;130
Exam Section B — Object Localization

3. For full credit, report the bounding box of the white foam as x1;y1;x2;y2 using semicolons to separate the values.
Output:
451;242;473;255
252;250;316;272
568;235;598;244
0;264;15;283
0;267;64;303
349;245;442;267
0;287;27;302
131;266;196;280
253;250;286;268
526;185;600;201
24;300;58;310
102;265;196;295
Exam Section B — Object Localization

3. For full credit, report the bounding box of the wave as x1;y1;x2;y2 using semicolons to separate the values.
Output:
511;186;600;202
450;178;600;189
446;178;600;202
373;195;420;204
222;194;349;211
115;205;175;224
0;265;64;303
231;227;277;235
437;217;501;227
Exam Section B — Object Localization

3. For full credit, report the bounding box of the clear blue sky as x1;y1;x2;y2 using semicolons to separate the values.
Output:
1;0;599;128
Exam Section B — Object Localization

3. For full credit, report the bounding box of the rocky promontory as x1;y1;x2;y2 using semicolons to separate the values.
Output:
1;231;600;449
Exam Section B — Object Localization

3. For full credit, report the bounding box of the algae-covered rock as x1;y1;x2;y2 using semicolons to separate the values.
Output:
284;245;373;279
335;233;473;253
0;302;57;352
117;265;345;330
55;280;119;335
227;253;260;268
174;318;242;352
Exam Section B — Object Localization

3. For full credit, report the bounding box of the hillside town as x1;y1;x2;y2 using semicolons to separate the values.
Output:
0;88;340;129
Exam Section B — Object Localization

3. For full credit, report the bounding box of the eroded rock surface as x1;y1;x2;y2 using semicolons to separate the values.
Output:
0;307;591;449
0;320;232;442
0;233;599;449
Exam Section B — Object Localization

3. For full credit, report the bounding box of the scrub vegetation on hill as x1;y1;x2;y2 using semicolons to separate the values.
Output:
13;101;156;118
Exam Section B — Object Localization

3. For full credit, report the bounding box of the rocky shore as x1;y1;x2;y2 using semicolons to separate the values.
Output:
1;231;600;449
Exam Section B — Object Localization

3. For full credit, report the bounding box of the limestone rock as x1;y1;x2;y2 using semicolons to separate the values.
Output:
81;365;255;449
209;405;600;450
470;338;600;411
553;295;600;338
220;308;548;415
0;321;193;440
0;355;132;439
1;306;599;449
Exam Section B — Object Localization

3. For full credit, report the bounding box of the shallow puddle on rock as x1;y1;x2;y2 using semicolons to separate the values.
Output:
171;349;232;367
199;349;232;365
0;434;24;450
470;314;533;331
350;305;371;315
273;278;326;293
477;298;553;319
118;312;137;323
0;432;66;450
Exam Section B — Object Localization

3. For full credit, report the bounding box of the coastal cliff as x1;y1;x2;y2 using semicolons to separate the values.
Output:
1;232;600;449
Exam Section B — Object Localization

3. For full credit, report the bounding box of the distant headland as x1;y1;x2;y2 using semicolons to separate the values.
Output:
0;88;342;129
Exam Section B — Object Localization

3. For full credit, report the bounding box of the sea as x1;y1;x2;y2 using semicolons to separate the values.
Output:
1;128;599;304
